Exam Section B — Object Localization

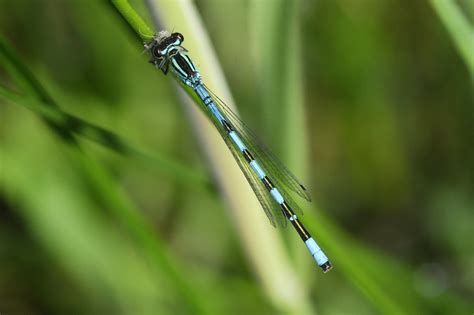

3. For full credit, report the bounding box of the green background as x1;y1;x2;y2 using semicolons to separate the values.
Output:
0;0;472;314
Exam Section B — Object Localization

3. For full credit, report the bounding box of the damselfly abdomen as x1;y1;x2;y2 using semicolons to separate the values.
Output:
145;31;332;273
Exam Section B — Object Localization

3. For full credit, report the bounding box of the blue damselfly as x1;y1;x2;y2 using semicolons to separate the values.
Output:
145;31;332;272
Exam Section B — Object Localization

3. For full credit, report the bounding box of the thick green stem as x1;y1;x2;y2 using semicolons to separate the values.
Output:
108;0;155;41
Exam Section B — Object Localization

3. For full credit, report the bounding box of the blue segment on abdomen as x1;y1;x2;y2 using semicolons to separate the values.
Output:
229;131;246;152
194;86;226;124
208;103;225;124
270;188;285;204
250;160;266;179
305;237;329;266
194;83;287;207
195;84;210;101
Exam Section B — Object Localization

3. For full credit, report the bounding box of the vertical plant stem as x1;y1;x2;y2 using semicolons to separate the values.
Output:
280;1;314;278
250;1;309;171
430;0;474;77
143;0;312;313
250;0;314;283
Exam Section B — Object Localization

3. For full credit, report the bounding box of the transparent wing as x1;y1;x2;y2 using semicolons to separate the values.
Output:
203;105;287;227
204;84;312;202
224;134;287;228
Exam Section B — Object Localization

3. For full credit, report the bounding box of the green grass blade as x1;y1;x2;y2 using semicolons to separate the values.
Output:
0;34;213;315
1;149;170;313
430;0;474;76
0;86;208;187
250;1;432;314
108;0;155;41
249;0;314;282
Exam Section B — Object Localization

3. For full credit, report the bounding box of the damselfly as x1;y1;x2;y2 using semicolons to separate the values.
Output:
145;31;332;272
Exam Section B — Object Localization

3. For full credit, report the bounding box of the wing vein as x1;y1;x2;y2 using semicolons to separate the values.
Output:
204;84;312;202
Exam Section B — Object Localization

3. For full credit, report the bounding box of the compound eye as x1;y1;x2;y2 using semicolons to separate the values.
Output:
152;46;162;57
172;32;184;44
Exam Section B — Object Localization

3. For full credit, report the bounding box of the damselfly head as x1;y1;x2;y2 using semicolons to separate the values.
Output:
149;31;184;58
145;31;187;75
171;32;184;44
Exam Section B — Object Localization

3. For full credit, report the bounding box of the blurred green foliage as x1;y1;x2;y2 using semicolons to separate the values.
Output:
0;0;472;314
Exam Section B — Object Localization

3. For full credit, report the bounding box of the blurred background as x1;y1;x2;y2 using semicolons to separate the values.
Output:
0;0;472;314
